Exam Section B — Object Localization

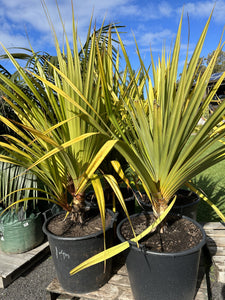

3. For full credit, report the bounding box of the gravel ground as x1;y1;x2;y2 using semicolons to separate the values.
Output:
0;253;225;300
0;255;56;300
211;282;225;300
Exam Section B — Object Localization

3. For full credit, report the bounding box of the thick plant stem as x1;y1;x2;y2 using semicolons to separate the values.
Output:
71;192;86;223
67;175;86;223
152;193;168;233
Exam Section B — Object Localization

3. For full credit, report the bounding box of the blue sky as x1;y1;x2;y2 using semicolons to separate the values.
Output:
0;0;225;73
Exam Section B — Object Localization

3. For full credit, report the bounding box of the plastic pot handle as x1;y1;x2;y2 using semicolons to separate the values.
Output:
42;208;53;221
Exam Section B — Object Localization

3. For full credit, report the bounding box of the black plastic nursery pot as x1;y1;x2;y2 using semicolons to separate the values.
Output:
171;189;200;220
42;209;117;294
117;212;206;300
86;187;135;221
137;188;200;220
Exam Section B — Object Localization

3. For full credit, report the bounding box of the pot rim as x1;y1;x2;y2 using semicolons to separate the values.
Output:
173;189;200;209
43;208;117;241
116;212;206;257
136;189;200;209
86;187;135;204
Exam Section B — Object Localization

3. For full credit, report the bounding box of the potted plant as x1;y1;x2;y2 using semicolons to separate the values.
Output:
69;9;225;300
0;160;45;253
0;6;128;294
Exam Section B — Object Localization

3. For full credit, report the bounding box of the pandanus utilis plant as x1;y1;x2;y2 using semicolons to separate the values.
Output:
0;3;129;229
68;8;225;274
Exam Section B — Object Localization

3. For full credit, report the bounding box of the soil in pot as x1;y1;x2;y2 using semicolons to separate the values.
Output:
120;213;203;252
47;210;112;237
43;209;116;294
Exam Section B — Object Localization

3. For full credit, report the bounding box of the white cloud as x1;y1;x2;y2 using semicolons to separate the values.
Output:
0;0;222;62
0;31;28;50
159;1;173;18
130;1;174;21
0;0;56;50
139;29;175;47
0;0;49;31
177;1;214;17
176;0;225;22
213;0;225;23
0;0;140;50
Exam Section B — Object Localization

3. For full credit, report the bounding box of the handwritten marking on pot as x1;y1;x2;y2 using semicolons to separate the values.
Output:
55;246;70;260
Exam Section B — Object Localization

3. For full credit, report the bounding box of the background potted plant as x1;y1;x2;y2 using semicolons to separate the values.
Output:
69;9;225;300
0;159;45;254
